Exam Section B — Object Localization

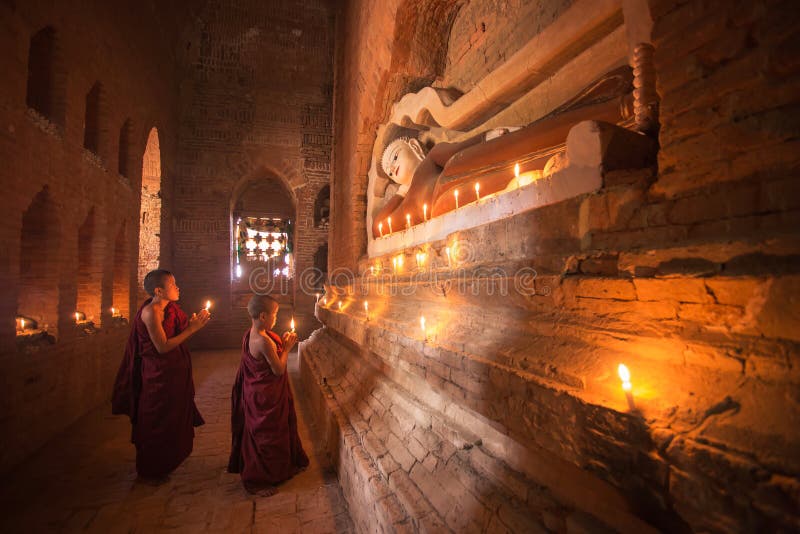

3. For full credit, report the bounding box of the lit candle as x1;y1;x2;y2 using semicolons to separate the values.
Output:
378;221;383;237
406;213;411;230
387;216;393;233
323;297;327;305
20;318;25;330
618;364;635;410
392;257;397;271
420;316;426;339
315;293;320;302
369;265;375;276
205;300;211;312
475;182;480;201
454;189;459;209
338;301;342;310
290;317;296;333
514;163;520;179
423;203;428;221
445;246;451;267
75;312;80;323
111;307;117;316
364;301;369;320
397;254;403;268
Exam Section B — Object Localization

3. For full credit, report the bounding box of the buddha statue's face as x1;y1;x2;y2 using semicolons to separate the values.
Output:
382;138;424;186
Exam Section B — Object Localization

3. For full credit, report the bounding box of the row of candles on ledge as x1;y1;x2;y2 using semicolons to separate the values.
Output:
15;308;124;331
315;293;638;410
377;164;522;238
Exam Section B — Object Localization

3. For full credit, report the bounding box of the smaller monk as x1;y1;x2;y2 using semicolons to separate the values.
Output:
228;295;308;495
112;269;210;481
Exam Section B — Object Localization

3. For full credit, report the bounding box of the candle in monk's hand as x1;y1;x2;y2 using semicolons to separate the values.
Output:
618;364;635;410
205;300;211;312
475;182;480;201
378;221;383;237
423;203;428;221
454;189;459;209
290;317;295;333
387;217;393;233
406;213;411;229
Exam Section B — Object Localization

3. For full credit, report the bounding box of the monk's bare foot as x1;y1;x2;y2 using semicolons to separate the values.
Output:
244;482;277;497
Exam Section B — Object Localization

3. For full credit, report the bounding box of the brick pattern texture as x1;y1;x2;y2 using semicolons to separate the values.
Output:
303;0;800;531
172;0;334;348
0;0;182;474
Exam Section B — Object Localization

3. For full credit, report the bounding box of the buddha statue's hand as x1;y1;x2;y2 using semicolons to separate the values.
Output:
484;126;522;142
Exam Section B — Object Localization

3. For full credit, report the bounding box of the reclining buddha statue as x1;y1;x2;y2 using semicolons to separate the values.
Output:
370;65;639;239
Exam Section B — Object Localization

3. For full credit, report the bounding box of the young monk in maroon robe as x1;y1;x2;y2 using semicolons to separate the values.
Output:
112;269;210;480
228;295;309;495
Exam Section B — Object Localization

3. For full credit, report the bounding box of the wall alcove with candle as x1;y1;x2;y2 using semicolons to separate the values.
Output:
17;186;61;342
75;207;102;328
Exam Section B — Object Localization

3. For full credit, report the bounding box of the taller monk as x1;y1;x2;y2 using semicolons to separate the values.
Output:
228;295;308;495
112;269;211;480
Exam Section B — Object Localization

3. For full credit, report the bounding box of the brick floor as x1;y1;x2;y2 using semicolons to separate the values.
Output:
0;349;354;533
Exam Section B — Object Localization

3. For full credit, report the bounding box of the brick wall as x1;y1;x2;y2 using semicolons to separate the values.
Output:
306;0;800;531
0;0;181;473
172;0;334;348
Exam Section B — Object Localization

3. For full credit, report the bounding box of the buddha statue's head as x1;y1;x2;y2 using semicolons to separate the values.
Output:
379;124;426;186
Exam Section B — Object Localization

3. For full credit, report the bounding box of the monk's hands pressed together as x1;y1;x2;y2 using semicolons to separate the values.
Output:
281;331;298;353
188;309;211;333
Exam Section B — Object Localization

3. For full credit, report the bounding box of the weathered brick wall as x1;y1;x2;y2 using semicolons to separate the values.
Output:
306;0;800;531
440;0;573;92
173;0;334;348
0;0;181;473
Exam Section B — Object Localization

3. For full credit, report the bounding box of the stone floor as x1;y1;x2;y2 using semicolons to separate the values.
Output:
0;349;354;533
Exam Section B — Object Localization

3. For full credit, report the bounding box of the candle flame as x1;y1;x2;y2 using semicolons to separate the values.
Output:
406;213;411;228
388;216;392;233
420;316;426;332
364;301;369;311
338;301;342;310
514;163;520;178
423;203;428;220
378;221;383;237
75;312;80;322
20;318;25;329
205;300;211;311
618;363;631;383
290;317;295;330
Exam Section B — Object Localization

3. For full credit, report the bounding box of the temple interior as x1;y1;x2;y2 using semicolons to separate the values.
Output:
1;0;799;532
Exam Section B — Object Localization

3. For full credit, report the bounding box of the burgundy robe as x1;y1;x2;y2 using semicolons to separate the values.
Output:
112;299;204;478
228;330;309;487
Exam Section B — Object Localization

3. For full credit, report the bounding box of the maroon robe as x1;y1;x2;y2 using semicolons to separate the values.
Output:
228;329;309;487
112;299;204;478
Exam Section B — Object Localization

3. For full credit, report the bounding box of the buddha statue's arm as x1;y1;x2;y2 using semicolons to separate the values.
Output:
427;132;486;167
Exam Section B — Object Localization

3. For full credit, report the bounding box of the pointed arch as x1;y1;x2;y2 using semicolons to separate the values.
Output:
138;127;161;289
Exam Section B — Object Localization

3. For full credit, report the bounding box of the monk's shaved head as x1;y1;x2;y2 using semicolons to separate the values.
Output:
143;269;173;297
247;295;279;319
